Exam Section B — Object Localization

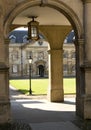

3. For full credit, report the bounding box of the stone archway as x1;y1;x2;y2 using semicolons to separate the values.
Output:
4;0;83;38
3;0;84;123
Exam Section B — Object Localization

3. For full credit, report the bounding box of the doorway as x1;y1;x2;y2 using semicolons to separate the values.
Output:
38;65;44;77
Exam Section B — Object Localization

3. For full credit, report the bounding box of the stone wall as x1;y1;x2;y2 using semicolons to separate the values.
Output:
9;41;75;78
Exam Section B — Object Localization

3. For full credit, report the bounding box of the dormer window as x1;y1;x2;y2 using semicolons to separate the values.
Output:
23;35;28;43
64;37;68;43
9;35;16;43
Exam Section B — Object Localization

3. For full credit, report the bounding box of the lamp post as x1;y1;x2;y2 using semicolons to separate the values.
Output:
29;56;33;94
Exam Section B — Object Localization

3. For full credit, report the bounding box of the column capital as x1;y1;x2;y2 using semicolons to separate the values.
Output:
4;38;10;44
80;61;91;70
0;62;9;70
78;38;85;45
48;48;63;54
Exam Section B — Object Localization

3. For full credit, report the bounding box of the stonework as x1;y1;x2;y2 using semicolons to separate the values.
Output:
9;41;49;78
0;0;91;123
9;40;75;78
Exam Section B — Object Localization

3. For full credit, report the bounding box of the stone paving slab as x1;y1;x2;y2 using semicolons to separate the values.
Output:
10;86;81;130
30;121;81;130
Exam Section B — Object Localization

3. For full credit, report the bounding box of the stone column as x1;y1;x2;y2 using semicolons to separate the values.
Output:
0;63;11;123
40;25;72;102
48;49;64;102
83;0;91;62
76;38;85;118
78;39;84;65
81;0;91;119
0;5;11;122
0;38;11;123
76;39;85;97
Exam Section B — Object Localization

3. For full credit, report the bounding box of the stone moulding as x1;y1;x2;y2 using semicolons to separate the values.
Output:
80;62;91;70
0;62;9;71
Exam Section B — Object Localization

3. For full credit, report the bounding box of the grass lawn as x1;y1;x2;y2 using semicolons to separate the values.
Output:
63;78;76;94
9;78;76;95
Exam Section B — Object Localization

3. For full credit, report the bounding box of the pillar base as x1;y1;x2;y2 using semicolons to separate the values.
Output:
76;95;91;119
0;100;11;123
47;88;64;102
76;95;84;118
84;95;91;119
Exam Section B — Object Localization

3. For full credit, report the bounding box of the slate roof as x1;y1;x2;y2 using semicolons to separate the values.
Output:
9;30;75;44
66;31;75;43
9;30;28;43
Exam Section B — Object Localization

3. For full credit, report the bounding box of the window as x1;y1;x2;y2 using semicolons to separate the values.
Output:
72;52;76;58
12;65;18;73
63;51;68;58
9;35;16;43
38;52;44;60
64;37;68;43
23;35;28;43
72;65;75;72
63;64;67;71
26;51;32;59
12;51;18;60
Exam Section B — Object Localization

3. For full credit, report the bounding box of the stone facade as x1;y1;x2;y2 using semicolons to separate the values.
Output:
0;0;91;123
9;30;75;78
63;44;75;77
9;41;49;78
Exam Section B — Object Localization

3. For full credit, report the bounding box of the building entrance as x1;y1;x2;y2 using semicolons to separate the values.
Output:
38;65;44;77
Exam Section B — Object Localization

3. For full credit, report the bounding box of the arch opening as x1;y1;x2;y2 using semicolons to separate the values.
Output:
63;30;76;96
9;27;49;98
4;0;84;122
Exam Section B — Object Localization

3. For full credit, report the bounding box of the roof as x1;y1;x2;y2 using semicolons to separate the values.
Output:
9;30;75;44
9;30;28;43
67;31;75;43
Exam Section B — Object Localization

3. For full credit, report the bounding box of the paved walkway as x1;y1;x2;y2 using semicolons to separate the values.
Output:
9;86;81;130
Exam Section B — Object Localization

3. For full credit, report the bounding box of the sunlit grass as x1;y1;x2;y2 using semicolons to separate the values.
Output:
63;78;76;94
9;78;76;95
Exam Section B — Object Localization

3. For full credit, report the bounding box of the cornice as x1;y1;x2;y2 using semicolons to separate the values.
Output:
82;0;91;3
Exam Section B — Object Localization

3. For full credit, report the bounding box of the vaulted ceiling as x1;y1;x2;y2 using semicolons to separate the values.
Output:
12;6;71;26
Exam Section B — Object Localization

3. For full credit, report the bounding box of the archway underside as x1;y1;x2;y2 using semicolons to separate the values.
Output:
1;0;86;124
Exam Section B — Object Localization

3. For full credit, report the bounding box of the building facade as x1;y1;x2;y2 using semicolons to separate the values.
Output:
9;30;75;78
9;41;49;78
0;0;91;123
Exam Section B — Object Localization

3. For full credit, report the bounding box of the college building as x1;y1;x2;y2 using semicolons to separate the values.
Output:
0;0;91;123
9;30;75;78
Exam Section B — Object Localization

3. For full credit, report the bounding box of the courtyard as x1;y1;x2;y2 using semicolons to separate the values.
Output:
9;85;81;130
9;78;76;95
